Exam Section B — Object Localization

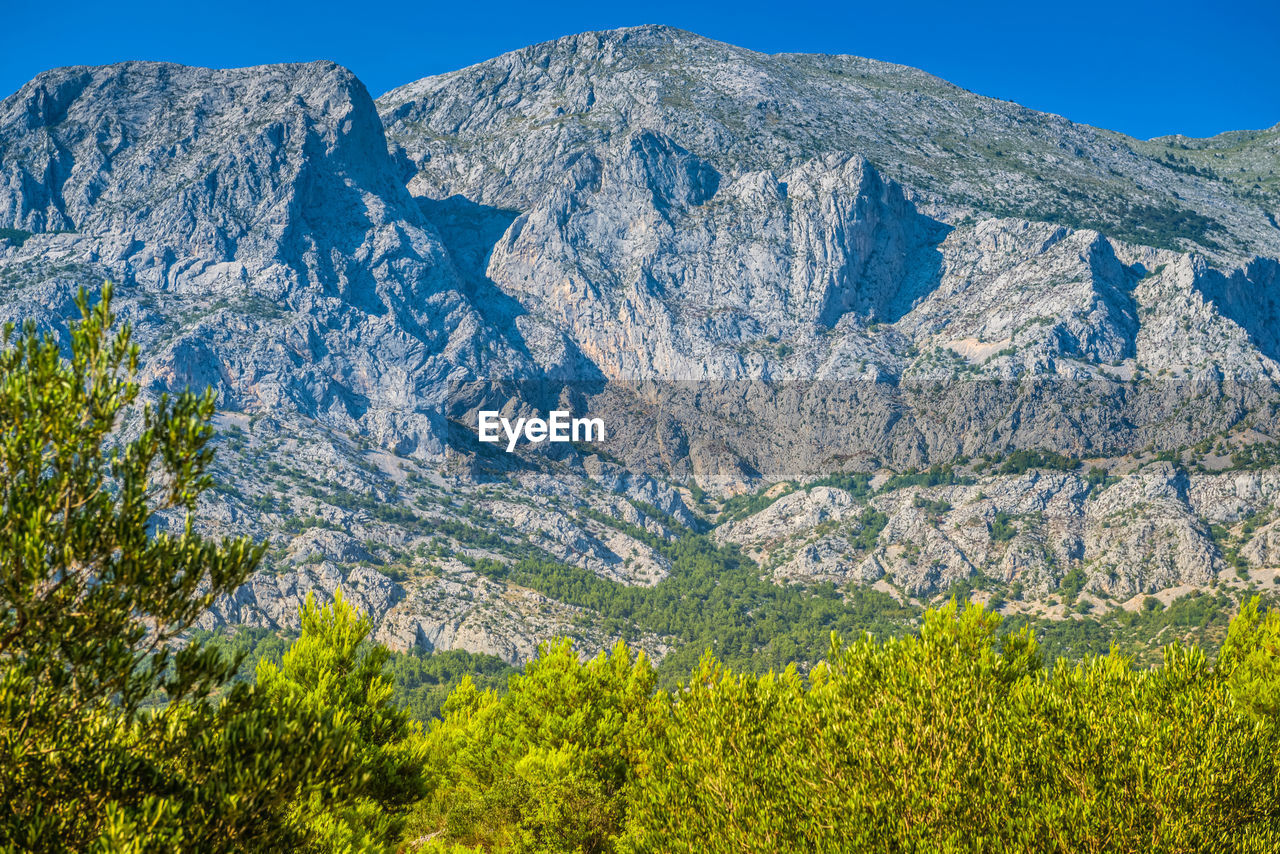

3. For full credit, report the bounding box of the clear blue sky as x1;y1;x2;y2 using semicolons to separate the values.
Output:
2;0;1276;140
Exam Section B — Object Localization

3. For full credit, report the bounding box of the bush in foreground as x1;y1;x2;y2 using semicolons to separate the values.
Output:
0;288;366;852
413;603;1280;853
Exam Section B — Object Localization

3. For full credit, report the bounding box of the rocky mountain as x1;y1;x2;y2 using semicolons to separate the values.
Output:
0;60;536;458
2;26;1279;666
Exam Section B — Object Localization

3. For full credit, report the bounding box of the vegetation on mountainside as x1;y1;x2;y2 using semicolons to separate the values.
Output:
997;196;1227;252
461;537;919;685
0;228;33;247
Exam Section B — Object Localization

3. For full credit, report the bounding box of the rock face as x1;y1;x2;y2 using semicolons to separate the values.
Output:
380;27;1280;476
0;60;528;460
2;62;395;249
3;27;1280;661
202;563;402;633
485;140;944;379
718;464;1235;601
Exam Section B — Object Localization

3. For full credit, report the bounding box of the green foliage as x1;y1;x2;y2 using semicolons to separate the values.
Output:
579;507;665;550
257;591;428;852
397;601;1280;851
0;228;33;247
623;602;1280;853
804;471;873;496
1159;151;1215;179
1221;597;1280;718
391;648;517;722
912;495;952;516
990;510;1018;541
1209;519;1253;577
188;626;293;684
628;500;687;533
0;286;360;852
1085;465;1117;489
718;482;796;521
848;508;888;550
1003;591;1250;665
997;195;1226;252
1058;566;1087;604
464;536;918;685
995;448;1081;475
407;640;655;853
175;625;516;723
1229;441;1280;471
880;463;973;491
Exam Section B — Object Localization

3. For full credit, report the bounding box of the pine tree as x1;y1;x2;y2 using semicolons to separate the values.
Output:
257;590;428;852
0;285;361;852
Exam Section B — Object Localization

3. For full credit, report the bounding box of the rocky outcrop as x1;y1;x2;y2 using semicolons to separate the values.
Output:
201;563;402;631
717;464;1247;598
486;137;945;380
1082;463;1220;597
0;60;532;461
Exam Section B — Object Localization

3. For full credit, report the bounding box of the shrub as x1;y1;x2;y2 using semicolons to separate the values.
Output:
406;640;655;851
623;601;1280;852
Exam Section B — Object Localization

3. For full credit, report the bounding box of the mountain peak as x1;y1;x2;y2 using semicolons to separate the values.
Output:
378;29;1278;262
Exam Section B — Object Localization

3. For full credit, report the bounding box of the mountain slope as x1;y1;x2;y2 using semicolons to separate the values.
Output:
0;60;530;457
377;27;1280;478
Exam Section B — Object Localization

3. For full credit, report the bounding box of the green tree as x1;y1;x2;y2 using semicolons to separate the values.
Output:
257;590;428;852
409;639;655;853
0;286;360;852
622;601;1280;853
1221;595;1280;718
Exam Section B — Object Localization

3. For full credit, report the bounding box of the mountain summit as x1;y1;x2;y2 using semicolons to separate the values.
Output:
381;25;1280;259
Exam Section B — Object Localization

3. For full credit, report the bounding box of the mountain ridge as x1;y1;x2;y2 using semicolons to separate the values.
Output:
379;25;1279;261
2;26;1280;664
